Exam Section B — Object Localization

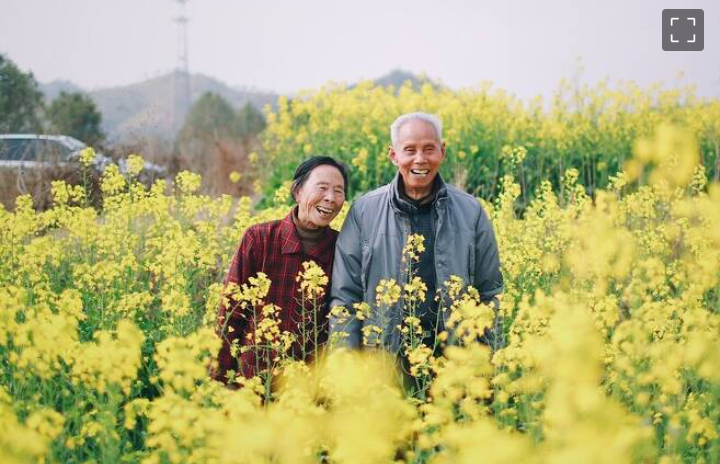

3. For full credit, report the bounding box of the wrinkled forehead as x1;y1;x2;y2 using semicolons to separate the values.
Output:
306;164;346;186
396;119;442;146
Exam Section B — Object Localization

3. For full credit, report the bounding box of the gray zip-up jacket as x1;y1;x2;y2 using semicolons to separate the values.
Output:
329;173;504;351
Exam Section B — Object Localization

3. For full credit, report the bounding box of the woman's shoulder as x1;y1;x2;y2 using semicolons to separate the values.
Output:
242;217;287;243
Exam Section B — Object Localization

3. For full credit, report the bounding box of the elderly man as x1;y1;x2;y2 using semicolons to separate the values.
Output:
329;112;503;353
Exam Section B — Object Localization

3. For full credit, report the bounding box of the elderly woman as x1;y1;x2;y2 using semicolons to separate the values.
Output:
214;156;348;384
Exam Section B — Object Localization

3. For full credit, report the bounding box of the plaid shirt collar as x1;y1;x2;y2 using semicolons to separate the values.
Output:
280;208;336;265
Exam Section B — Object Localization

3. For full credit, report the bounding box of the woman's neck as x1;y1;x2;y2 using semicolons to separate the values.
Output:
292;208;324;246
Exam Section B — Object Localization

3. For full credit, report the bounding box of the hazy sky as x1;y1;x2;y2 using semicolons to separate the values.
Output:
1;0;718;99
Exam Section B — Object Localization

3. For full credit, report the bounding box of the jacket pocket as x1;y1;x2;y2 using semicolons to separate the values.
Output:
361;239;372;292
468;241;476;286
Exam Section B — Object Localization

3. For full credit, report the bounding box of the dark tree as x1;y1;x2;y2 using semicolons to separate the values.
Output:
0;54;44;133
46;91;104;145
236;102;266;137
175;92;264;196
179;92;240;142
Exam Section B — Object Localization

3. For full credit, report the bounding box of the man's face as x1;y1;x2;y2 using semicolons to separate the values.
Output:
389;119;445;198
295;164;346;229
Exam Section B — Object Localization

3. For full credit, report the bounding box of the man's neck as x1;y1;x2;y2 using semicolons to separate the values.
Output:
405;188;433;203
399;177;438;206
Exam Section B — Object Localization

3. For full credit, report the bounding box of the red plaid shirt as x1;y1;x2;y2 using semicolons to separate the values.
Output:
214;209;338;383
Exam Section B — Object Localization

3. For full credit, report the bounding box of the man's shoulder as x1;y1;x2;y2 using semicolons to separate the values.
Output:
350;184;390;210
445;184;483;210
443;184;495;227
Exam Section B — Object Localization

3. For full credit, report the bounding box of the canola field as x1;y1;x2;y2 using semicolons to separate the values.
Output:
1;82;720;464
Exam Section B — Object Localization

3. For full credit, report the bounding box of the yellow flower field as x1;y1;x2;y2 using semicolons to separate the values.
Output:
1;91;720;463
260;79;720;203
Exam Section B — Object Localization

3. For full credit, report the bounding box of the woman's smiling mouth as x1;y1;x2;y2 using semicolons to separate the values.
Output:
316;205;334;218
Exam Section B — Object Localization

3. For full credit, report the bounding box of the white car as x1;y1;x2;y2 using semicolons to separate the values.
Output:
0;134;166;177
0;134;168;209
0;134;109;170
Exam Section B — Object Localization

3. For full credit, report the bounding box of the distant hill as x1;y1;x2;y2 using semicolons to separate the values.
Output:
39;70;429;144
348;69;442;93
372;69;427;89
40;80;83;101
41;72;278;144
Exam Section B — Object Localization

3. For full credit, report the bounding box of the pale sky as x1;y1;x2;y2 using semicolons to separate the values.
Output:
1;0;718;98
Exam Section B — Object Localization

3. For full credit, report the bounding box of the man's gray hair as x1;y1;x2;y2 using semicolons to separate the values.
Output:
390;112;443;147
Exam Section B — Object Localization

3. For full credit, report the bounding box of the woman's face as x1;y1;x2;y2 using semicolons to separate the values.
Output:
295;164;346;229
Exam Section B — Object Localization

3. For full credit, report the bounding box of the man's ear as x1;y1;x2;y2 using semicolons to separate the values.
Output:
441;142;447;159
388;145;399;166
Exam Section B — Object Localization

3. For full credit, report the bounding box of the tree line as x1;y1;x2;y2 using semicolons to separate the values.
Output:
0;54;104;145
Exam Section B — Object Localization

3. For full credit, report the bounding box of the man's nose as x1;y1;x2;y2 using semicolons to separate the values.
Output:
414;151;428;164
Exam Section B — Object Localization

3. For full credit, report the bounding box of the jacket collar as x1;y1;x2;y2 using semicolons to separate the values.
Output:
280;208;336;264
390;172;448;215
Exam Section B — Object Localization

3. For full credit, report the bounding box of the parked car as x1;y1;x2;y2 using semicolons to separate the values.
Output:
0;134;167;209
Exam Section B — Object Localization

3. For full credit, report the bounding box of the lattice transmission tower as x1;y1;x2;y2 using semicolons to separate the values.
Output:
172;0;192;133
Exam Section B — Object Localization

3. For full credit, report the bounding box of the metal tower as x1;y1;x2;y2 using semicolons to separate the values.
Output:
172;0;191;134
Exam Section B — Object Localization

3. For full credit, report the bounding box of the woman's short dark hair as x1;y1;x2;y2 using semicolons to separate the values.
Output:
291;156;349;199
